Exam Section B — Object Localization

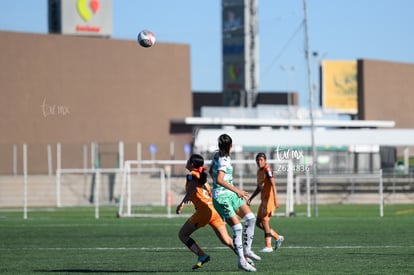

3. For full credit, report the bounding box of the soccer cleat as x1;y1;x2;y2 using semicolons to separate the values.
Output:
192;254;210;270
259;247;273;253
275;236;285;250
245;250;261;261
238;260;257;272
245;256;255;266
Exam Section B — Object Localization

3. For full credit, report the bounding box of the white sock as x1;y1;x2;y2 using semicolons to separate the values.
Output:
232;223;245;261
243;212;256;254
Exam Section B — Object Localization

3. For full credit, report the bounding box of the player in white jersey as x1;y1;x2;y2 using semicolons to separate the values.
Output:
210;134;260;272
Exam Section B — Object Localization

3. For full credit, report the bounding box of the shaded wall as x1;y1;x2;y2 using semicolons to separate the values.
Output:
358;59;414;128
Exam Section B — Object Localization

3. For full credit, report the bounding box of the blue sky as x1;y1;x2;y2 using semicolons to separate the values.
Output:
1;0;413;107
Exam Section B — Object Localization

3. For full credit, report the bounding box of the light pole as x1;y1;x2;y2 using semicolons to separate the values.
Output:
303;0;318;217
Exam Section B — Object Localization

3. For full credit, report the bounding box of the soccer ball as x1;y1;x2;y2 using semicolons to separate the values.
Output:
137;30;156;48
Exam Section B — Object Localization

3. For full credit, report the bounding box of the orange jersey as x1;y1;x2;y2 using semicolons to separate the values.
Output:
257;165;276;206
186;170;214;209
186;170;225;228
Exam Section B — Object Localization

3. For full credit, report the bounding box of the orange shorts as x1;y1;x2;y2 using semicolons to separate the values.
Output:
257;200;275;221
188;205;225;229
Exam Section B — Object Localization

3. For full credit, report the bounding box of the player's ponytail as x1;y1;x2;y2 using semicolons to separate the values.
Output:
199;170;208;184
218;134;232;156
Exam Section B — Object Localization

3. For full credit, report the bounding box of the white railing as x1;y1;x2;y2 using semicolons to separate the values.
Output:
11;143;402;220
295;171;384;217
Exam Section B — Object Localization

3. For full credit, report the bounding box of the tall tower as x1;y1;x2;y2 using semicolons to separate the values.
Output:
222;0;259;107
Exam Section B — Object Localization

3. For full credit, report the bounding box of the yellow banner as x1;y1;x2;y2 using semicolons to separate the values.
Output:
322;60;357;114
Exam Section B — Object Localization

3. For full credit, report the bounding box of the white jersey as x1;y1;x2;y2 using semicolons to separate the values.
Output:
210;151;233;199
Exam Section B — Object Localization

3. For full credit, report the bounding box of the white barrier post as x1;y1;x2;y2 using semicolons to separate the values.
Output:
295;176;301;205
56;143;61;207
285;160;294;216
127;165;132;216
95;169;100;219
165;165;172;218
23;143;28;220
118;164;128;217
379;169;384;217
169;141;174;161
47;144;53;176
160;168;166;207
13;144;18;176
137;142;142;173
118;141;124;170
306;171;311;218
83;144;88;170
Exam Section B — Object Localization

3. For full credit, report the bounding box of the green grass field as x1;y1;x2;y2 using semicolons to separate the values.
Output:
1;204;413;274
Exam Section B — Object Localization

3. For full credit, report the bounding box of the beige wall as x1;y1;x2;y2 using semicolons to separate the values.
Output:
358;59;414;128
0;31;192;172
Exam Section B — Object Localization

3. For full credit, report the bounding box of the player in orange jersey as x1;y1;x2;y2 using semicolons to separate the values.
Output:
247;152;284;253
176;153;234;270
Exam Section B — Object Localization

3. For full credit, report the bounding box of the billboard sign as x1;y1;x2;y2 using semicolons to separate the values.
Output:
222;1;245;94
222;4;244;38
321;60;358;114
222;0;258;107
49;0;112;37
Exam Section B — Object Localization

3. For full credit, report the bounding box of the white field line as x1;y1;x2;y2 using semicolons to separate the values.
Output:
0;223;187;227
0;245;413;251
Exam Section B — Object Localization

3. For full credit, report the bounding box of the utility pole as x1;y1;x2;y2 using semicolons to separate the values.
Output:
303;0;318;217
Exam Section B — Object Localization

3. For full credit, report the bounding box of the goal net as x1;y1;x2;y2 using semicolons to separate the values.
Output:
117;163;168;218
117;159;295;218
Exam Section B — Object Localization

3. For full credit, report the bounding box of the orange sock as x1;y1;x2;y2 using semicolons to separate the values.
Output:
270;229;280;240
